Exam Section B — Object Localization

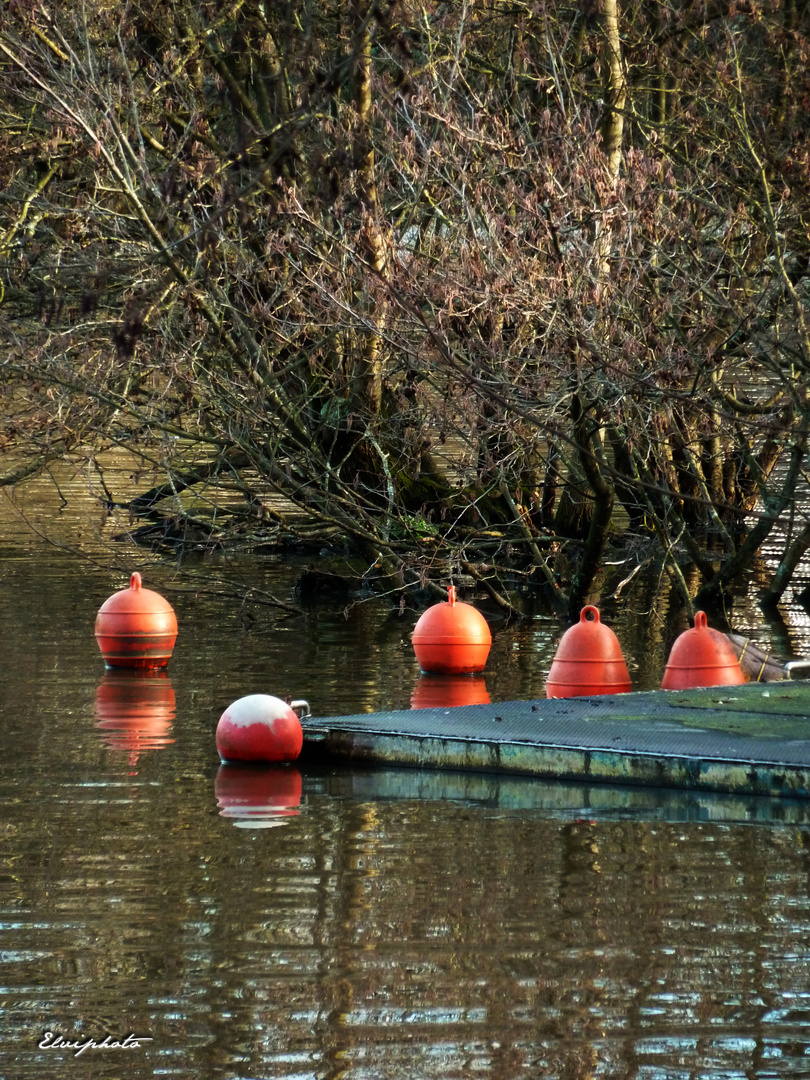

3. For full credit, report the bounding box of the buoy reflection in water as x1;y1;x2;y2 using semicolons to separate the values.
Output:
410;673;490;709
215;764;302;829
94;669;175;764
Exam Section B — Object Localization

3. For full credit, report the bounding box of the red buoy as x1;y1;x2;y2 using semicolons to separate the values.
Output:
411;586;492;674
661;611;746;690
216;694;304;763
410;673;491;709
95;572;178;669
215;764;302;828
545;606;632;698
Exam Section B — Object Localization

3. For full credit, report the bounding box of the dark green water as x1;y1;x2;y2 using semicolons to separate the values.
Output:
2;494;810;1078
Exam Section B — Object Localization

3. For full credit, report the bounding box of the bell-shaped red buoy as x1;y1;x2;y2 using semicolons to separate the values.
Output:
411;586;492;674
661;611;746;690
95;572;178;669
410;673;491;709
215;764;302;828
545;606;632;698
216;694;305;763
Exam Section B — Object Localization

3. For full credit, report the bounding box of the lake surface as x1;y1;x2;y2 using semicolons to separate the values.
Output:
3;483;810;1078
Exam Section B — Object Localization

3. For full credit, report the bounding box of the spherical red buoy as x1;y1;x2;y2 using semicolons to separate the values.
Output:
545;606;632;698
661;611;746;690
411;586;492;674
95;572;178;669
215;764;302;828
410;673;491;709
216;694;304;763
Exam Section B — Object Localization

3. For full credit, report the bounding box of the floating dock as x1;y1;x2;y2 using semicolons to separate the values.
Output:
301;681;810;799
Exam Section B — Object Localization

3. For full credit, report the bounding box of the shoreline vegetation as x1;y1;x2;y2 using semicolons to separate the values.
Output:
3;2;810;627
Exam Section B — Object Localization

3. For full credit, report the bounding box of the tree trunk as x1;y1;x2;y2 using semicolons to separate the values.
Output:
600;0;626;183
354;0;387;417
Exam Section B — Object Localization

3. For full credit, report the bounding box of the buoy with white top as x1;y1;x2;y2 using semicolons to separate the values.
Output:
215;694;308;763
411;585;492;674
95;572;178;668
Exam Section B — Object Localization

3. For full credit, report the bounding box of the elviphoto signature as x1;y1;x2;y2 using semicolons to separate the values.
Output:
38;1031;153;1058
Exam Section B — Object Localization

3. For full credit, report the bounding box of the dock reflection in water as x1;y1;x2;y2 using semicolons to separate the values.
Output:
310;763;810;824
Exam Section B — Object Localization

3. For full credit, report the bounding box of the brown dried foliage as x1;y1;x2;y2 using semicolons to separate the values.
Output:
2;0;810;617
